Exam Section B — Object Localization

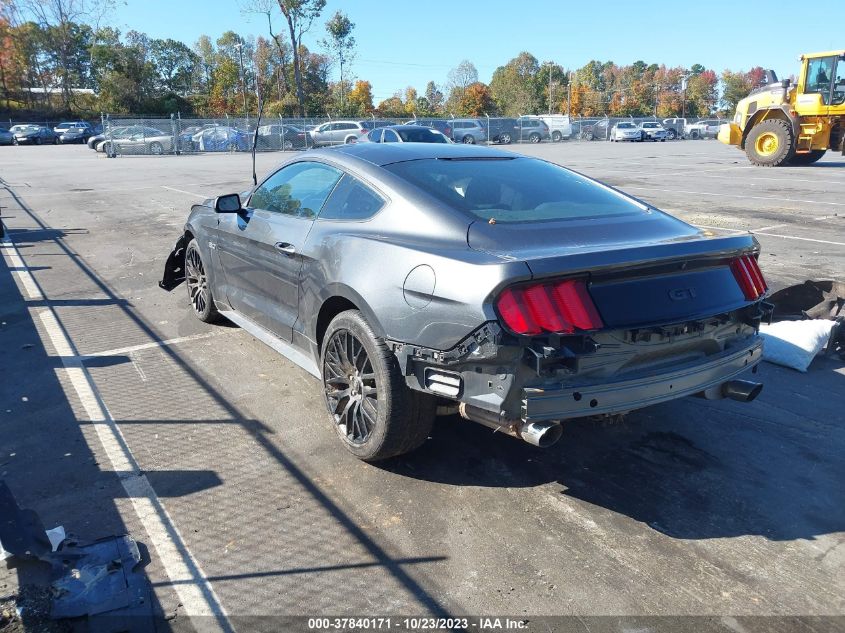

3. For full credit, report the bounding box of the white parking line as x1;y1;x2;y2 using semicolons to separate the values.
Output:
626;186;845;207
753;224;788;232
86;331;224;358
161;185;208;199
752;232;845;247
3;236;230;629
0;240;44;299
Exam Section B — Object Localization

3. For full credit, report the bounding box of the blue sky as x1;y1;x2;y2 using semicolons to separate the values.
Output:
110;0;843;102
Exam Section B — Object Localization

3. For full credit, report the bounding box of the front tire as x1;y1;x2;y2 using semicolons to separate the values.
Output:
185;239;220;323
528;132;541;143
499;132;512;144
788;149;826;165
551;130;562;142
321;310;435;461
150;141;164;155
745;119;794;167
462;135;475;144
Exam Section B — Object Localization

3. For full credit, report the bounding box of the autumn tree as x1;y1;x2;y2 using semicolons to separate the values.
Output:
490;52;543;116
322;10;354;109
346;78;373;115
424;81;443;114
444;59;477;113
459;82;494;116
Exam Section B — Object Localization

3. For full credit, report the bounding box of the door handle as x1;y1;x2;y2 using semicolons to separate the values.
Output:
274;242;296;255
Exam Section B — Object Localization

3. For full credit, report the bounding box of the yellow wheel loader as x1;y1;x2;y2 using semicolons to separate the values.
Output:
718;50;845;166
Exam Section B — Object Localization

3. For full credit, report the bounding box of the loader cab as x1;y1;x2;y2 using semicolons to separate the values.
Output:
797;52;845;113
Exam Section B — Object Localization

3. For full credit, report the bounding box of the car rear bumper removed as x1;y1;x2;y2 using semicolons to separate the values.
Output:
521;337;763;422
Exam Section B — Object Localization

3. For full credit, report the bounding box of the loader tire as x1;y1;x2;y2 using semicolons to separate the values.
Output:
788;150;826;165
745;119;794;167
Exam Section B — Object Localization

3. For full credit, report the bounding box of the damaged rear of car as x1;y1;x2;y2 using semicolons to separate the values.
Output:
160;143;770;461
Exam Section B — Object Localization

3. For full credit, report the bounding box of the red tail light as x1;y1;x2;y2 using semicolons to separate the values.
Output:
730;254;767;300
496;279;603;336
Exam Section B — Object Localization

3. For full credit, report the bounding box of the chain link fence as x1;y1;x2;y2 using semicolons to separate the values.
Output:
6;113;728;155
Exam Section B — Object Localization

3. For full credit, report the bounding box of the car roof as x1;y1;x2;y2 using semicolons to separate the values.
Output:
382;125;442;131
317;142;515;166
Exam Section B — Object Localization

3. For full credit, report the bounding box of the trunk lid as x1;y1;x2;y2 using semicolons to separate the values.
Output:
469;213;759;328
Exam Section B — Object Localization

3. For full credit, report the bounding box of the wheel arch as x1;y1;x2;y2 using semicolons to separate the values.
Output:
741;107;798;149
313;285;387;353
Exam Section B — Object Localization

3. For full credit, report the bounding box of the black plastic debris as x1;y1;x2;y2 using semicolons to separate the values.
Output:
767;280;845;360
768;280;845;320
0;481;52;560
1;482;154;632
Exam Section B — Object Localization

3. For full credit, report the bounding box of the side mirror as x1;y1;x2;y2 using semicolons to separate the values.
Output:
214;194;242;213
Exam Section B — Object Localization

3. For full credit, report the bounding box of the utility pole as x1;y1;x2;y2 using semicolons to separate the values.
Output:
681;75;689;119
548;62;553;114
234;38;248;121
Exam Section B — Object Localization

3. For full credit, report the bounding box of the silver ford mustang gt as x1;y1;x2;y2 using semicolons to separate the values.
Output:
161;143;770;461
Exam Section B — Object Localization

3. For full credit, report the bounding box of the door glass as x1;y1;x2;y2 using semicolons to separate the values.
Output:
250;162;343;218
319;175;385;221
383;130;399;143
806;56;836;104
368;129;382;143
833;56;845;106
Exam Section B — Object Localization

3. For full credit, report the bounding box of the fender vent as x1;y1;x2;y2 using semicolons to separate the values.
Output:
424;369;463;397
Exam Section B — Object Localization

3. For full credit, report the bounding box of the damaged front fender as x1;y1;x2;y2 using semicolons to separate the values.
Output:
158;233;188;291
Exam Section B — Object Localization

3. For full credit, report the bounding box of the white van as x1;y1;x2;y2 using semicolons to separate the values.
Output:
538;115;572;141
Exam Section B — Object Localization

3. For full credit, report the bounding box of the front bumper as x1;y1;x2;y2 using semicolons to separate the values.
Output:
521;337;763;422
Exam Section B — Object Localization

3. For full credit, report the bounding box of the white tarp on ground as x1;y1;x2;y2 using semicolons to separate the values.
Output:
759;319;837;372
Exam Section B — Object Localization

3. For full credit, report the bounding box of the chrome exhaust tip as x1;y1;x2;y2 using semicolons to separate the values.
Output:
721;379;763;403
518;421;563;448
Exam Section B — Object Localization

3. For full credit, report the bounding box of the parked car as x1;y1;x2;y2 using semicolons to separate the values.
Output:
571;119;599;140
59;124;99;144
410;119;453;139
515;116;551;143
96;126;173;154
689;119;725;139
310;120;394;146
0;127;14;145
160;142;768;461
638;121;668;141
447;119;486;144
661;118;687;140
12;125;58;145
610;122;642;142
589;119;611;141
478;118;518;144
53;121;93;135
88;125;133;150
538;115;572;141
257;124;309;150
366;125;450;143
193;126;251;152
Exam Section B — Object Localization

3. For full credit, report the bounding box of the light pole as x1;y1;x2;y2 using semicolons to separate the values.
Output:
681;74;690;119
234;39;248;121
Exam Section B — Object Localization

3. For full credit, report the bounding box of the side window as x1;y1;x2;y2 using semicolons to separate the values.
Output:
342;122;358;130
319;175;385;221
833;56;845;106
383;130;399;143
806;56;836;104
368;129;382;143
250;162;342;218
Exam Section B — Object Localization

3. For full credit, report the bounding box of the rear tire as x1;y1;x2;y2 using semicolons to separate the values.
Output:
551;130;562;142
462;135;475;144
529;132;541;143
788;149;826;165
150;141;164;155
498;132;511;144
185;239;221;323
745;119;794;167
321;310;435;461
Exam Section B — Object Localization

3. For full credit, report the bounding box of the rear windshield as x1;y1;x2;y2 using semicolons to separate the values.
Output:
396;128;447;143
384;158;645;223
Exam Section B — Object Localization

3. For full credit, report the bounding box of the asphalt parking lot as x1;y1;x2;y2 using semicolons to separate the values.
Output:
1;140;843;631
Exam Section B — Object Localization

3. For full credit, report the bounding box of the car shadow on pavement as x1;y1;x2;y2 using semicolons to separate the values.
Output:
2;182;455;621
384;358;845;543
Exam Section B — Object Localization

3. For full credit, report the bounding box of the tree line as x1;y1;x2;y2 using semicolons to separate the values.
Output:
0;0;768;120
